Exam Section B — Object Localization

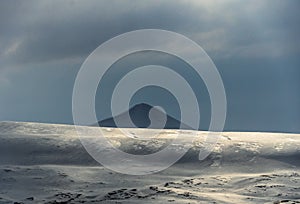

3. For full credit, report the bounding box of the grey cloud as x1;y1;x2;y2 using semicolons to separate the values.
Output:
1;0;299;67
1;0;206;66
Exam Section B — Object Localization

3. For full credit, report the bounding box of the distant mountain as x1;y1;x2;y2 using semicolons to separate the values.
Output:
97;103;191;129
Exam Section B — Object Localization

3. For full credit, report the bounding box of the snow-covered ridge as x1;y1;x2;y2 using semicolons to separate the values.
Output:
0;121;299;203
0;121;299;167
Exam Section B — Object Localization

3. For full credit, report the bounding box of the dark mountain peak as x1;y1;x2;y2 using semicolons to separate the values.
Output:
133;103;152;108
130;103;153;112
97;103;191;129
128;103;166;119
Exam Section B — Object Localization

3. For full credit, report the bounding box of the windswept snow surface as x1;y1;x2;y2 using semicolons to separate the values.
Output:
0;121;299;203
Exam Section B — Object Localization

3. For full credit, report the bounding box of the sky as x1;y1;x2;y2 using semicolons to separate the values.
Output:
0;0;299;133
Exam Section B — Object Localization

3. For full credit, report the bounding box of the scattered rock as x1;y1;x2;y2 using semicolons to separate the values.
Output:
26;197;34;201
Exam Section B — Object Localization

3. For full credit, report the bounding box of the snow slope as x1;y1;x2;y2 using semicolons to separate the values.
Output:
0;121;299;203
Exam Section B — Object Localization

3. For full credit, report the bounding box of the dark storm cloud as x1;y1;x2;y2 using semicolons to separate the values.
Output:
0;0;208;65
1;0;299;66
